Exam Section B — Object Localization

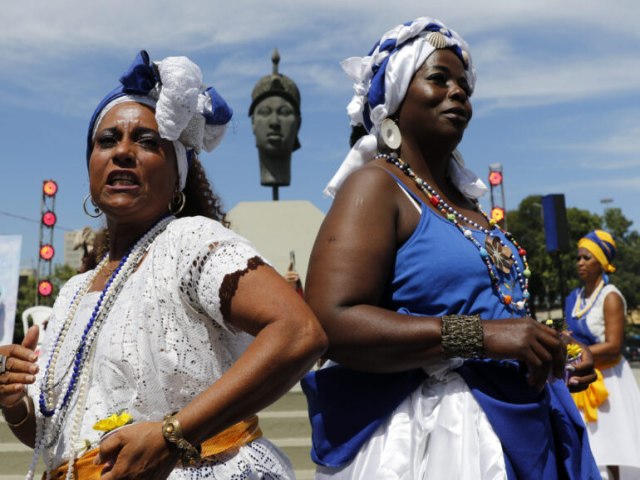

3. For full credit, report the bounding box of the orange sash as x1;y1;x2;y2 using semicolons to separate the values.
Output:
571;355;621;423
47;415;262;479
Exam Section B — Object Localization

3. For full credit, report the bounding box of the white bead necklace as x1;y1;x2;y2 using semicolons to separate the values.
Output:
572;279;605;319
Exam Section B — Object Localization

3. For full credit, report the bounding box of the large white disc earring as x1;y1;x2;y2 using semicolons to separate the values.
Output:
82;194;103;218
380;118;402;151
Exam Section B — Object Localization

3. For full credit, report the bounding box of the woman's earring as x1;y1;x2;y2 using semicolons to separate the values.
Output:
168;191;186;215
82;194;103;218
379;118;402;151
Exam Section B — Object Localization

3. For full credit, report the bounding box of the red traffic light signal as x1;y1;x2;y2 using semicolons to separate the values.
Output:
39;244;55;261
490;207;505;223
38;280;53;297
42;211;57;228
43;180;58;197
488;171;503;187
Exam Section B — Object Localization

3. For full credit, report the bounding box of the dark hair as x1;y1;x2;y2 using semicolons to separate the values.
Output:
177;156;229;227
349;124;369;148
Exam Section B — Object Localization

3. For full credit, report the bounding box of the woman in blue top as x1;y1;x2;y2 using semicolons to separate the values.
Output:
302;17;599;479
566;230;640;479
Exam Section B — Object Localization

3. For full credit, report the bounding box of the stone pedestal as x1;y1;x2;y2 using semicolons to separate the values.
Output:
227;201;325;285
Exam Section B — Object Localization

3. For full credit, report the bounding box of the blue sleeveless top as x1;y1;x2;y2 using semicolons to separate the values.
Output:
302;175;599;479
383;181;524;320
565;288;600;346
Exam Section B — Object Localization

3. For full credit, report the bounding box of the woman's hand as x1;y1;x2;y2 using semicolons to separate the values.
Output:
96;422;179;480
0;326;39;408
483;318;565;391
564;337;597;393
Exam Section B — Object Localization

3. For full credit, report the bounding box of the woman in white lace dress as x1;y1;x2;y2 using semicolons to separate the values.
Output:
0;50;326;480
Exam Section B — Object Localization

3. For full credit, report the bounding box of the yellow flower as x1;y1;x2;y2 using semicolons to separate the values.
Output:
93;411;133;433
567;344;583;361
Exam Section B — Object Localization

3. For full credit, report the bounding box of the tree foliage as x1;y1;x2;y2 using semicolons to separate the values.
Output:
507;197;639;319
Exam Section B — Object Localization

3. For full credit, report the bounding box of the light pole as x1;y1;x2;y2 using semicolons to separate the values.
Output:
600;197;613;226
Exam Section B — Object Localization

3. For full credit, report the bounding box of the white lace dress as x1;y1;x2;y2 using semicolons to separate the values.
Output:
577;285;640;478
30;216;294;479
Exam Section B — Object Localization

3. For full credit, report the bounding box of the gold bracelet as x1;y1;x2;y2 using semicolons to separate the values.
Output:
1;395;32;428
162;413;201;465
441;314;484;359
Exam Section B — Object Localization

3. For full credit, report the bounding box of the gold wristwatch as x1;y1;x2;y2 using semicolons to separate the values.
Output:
161;413;201;465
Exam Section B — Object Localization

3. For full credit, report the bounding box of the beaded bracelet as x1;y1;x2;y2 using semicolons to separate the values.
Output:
2;395;32;428
441;314;484;358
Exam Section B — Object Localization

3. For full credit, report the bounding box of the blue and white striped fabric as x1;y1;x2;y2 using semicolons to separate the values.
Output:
343;17;475;134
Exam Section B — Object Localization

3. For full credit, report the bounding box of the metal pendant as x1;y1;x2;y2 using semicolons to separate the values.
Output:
485;235;515;274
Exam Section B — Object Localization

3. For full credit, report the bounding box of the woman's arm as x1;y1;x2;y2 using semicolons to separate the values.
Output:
175;264;327;442
587;291;625;366
304;167;564;386
305;166;442;370
98;264;327;479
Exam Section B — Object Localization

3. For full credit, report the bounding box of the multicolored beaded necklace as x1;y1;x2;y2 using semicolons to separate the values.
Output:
378;153;531;314
28;216;173;480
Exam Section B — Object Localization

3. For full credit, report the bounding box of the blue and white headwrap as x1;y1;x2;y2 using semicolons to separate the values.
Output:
87;50;233;191
324;17;487;199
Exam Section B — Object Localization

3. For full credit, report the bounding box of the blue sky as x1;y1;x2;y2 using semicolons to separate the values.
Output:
1;1;639;268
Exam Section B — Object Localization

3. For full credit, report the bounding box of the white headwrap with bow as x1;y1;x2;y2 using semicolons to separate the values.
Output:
89;52;232;191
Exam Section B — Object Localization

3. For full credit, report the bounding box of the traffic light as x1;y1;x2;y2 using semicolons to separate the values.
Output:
488;171;503;187
38;280;53;297
488;164;507;229
38;179;58;304
490;207;505;223
39;244;55;261
43;180;58;197
42;211;57;228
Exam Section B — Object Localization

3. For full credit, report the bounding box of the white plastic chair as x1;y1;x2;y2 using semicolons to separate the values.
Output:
21;305;53;353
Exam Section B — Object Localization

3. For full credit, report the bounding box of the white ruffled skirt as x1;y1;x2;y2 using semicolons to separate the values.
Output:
584;358;640;479
315;361;506;480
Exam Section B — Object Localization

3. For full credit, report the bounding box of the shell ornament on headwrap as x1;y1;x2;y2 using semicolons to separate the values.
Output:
87;50;233;191
324;17;486;199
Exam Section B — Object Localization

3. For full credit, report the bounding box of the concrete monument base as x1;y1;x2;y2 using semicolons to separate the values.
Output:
227;200;325;284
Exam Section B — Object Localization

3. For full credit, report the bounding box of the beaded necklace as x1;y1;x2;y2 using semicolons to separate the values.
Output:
379;153;531;313
572;279;605;319
28;216;173;480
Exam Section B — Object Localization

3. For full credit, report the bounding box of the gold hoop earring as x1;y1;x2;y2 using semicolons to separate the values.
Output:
168;191;186;215
82;194;103;218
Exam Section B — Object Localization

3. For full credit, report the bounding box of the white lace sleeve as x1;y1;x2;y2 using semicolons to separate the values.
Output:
174;216;268;330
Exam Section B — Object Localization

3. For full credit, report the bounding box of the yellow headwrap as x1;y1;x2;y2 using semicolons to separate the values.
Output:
578;230;617;273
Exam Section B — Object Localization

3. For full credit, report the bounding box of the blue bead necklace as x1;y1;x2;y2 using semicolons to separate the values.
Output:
30;217;173;480
37;216;173;420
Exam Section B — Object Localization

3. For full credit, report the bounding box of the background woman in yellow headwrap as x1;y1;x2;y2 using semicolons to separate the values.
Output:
565;229;640;479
